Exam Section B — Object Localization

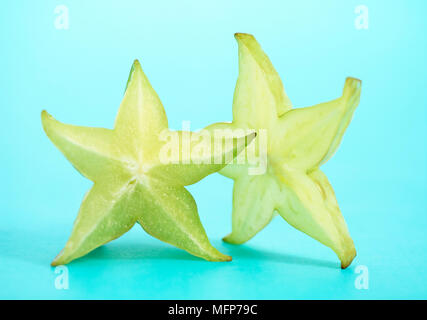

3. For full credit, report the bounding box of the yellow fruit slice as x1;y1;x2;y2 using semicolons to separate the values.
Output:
215;33;361;269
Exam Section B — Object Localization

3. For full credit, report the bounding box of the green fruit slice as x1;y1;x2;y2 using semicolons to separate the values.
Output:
42;60;255;265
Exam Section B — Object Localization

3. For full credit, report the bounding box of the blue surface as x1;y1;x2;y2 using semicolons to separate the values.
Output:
1;0;426;299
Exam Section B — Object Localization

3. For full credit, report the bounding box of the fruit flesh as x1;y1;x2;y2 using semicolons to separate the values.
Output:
211;33;360;269
42;60;255;265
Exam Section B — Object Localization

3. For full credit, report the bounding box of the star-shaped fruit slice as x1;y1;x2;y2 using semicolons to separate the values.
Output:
208;34;361;268
42;60;255;265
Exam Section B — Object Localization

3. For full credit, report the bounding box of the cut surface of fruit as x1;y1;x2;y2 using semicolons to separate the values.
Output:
214;33;361;269
43;60;255;265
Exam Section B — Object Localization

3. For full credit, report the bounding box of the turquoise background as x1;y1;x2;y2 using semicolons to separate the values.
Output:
1;0;426;299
